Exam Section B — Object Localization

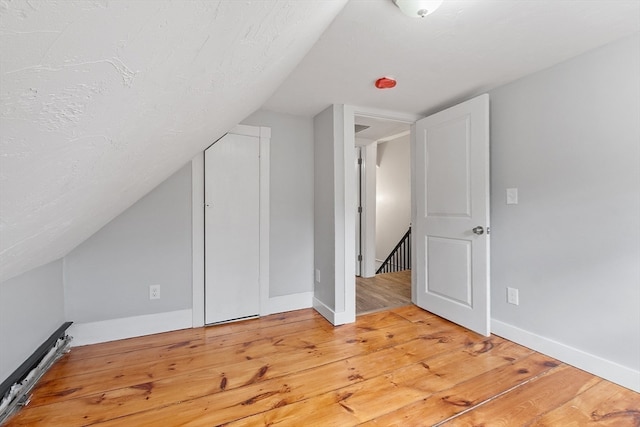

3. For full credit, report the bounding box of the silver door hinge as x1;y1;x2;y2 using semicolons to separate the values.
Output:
357;158;363;165
358;206;362;213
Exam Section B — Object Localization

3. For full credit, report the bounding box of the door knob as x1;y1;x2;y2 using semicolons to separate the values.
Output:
472;226;484;235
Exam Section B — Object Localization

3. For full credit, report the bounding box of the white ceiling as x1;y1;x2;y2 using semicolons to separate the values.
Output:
1;0;639;283
264;0;640;117
0;0;347;282
354;115;410;141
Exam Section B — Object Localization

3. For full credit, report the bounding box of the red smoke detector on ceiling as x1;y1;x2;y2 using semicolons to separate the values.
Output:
375;77;397;89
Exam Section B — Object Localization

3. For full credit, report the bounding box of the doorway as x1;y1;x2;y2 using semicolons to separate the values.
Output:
346;96;491;336
353;114;412;315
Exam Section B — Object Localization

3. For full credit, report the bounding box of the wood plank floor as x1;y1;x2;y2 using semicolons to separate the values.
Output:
6;306;639;426
356;270;412;315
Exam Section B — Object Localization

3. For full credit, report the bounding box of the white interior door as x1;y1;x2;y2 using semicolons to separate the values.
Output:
205;132;260;324
414;94;490;336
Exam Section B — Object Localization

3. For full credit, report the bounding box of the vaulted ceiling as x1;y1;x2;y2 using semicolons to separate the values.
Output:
0;0;347;282
1;0;639;283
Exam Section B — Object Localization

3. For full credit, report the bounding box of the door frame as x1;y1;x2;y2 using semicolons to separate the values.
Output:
191;124;270;327
354;140;376;278
344;106;422;318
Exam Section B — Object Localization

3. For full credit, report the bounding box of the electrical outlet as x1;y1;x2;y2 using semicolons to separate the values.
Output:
507;287;519;305
149;284;161;300
315;269;321;283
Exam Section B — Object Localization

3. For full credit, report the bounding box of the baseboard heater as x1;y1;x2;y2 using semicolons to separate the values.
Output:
0;322;73;425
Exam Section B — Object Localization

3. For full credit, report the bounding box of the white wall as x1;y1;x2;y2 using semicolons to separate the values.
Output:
64;163;192;323
313;106;337;309
64;111;316;339
312;105;356;324
241;110;314;297
0;260;65;384
489;33;640;390
376;135;411;266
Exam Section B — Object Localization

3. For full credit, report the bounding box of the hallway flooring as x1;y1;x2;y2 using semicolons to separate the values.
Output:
356;270;411;315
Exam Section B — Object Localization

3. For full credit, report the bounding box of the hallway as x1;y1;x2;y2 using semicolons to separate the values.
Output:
356;270;411;315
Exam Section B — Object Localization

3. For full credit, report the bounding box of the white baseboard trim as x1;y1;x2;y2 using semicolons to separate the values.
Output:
68;309;193;347
313;297;355;326
262;292;313;316
492;319;640;393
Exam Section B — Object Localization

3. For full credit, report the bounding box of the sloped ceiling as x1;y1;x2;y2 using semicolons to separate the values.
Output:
264;0;640;117
2;0;639;284
0;0;347;282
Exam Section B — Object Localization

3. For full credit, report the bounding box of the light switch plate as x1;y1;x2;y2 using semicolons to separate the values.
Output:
506;188;518;205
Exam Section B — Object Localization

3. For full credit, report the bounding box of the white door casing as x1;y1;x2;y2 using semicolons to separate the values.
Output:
355;147;363;277
360;142;377;278
204;126;269;324
414;94;491;336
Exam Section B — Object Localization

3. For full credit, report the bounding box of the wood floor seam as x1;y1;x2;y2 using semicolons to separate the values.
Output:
431;363;562;427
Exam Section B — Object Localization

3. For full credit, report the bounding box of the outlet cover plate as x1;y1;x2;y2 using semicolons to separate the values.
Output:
150;284;161;300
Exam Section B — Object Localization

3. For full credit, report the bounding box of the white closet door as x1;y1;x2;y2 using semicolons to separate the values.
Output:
205;132;260;324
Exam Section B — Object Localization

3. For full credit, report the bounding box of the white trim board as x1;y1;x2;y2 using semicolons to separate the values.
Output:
258;127;271;318
313;297;355;326
339;105;356;319
352;106;422;123
191;153;205;327
262;292;313;316
68;309;193;347
492;319;640;393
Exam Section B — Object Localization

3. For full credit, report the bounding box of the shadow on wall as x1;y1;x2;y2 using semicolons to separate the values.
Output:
375;136;411;269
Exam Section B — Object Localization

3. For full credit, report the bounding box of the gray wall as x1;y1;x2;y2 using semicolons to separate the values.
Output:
489;34;640;371
313;106;337;309
0;259;65;384
376;135;411;265
241;110;315;297
64;164;193;323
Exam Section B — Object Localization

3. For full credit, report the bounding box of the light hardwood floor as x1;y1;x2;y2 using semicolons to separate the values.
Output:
6;306;639;426
356;270;412;315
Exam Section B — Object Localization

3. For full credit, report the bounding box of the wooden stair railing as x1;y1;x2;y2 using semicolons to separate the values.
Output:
376;227;411;274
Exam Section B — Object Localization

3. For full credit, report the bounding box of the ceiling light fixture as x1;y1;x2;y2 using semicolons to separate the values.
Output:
393;0;443;18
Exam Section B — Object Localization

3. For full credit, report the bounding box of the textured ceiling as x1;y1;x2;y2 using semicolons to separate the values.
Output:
0;0;347;282
264;0;640;117
2;0;639;283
